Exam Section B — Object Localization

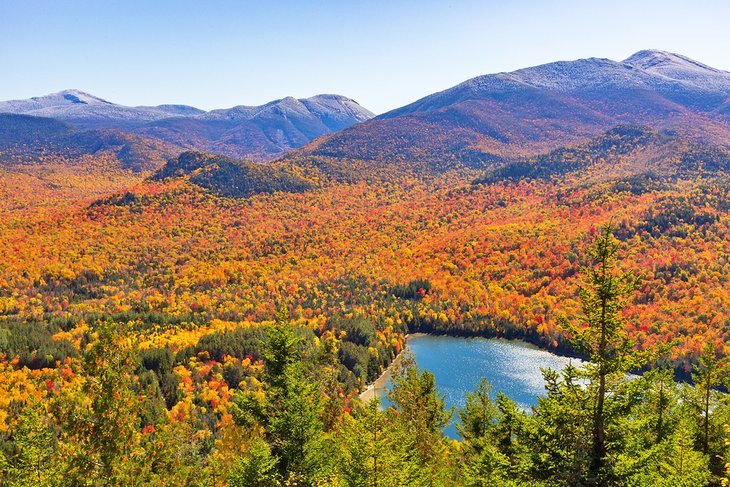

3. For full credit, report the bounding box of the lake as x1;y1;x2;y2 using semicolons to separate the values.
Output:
373;334;581;438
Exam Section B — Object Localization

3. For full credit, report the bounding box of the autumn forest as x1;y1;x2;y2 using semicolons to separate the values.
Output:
1;42;730;487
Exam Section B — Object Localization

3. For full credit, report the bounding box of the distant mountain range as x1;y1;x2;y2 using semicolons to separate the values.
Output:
0;90;374;163
2;49;729;177
296;50;730;172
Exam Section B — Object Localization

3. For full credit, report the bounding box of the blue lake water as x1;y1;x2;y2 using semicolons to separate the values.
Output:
377;334;581;438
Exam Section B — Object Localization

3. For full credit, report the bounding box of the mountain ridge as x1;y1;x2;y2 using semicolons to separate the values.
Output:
292;50;730;174
0;90;374;162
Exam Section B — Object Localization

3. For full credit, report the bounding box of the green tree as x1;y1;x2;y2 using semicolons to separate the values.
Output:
337;397;421;487
657;416;711;487
53;321;143;486
494;392;525;472
228;438;279;487
691;343;726;455
642;367;679;444
688;343;729;481
610;367;681;482
0;403;58;486
232;320;330;484
559;223;657;485
522;364;592;485
458;378;498;442
458;379;515;486
386;353;456;484
387;353;451;456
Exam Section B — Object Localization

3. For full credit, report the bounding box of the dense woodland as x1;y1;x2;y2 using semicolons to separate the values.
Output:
1;225;729;486
1;122;730;485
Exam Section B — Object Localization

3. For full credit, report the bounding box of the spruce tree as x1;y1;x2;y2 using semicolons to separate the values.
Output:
691;343;725;455
559;223;657;485
232;317;328;484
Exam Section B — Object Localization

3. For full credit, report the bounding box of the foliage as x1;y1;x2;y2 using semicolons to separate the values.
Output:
1;121;730;484
153;151;313;198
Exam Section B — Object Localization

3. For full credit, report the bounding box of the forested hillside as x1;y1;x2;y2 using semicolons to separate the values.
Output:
1;225;729;485
1;49;730;485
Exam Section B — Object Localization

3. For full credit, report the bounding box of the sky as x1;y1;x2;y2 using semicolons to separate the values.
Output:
1;0;729;115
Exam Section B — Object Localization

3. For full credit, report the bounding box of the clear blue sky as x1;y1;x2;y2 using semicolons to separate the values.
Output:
1;0;728;114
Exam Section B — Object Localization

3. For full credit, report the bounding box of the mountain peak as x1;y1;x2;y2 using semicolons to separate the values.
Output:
50;89;112;105
623;49;725;74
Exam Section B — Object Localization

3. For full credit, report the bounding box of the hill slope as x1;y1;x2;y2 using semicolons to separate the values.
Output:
0;113;176;171
149;151;313;198
296;50;730;171
478;125;730;184
0;90;374;162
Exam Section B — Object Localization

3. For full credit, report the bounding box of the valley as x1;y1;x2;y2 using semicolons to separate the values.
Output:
1;48;730;485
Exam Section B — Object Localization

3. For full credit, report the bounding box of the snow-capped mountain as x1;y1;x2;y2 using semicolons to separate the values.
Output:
298;50;730;169
0;89;205;129
0;90;374;161
382;49;730;119
623;49;730;93
203;94;372;130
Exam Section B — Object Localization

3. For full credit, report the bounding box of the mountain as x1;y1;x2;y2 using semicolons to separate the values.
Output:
295;50;730;171
478;125;730;185
0;89;204;130
0;113;177;171
136;94;374;161
0;90;374;162
148;151;312;198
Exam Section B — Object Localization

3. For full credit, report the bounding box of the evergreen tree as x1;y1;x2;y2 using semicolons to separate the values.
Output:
642;367;679;444
559;223;658;485
458;378;498;442
458;379;516;486
337;397;421;486
386;353;457;484
523;365;592;485
228;438;279;487
0;403;58;486
689;343;729;481
232;318;329;484
53;321;143;486
657;416;711;487
692;343;726;454
494;392;525;473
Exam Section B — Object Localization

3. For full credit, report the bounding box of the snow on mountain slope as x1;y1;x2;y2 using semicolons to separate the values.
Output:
0;90;375;161
0;90;374;132
623;49;730;93
201;95;373;126
382;50;730;119
296;50;730;172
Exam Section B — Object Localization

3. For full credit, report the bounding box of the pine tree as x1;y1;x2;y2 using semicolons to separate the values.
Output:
458;378;498;442
337;397;422;486
523;364;592;485
386;353;456;484
657;417;711;487
559;223;658;485
232;318;329;484
691;343;725;455
387;353;452;459
228;438;279;487
457;379;514;486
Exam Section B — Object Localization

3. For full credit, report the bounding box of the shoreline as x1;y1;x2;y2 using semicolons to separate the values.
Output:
358;333;428;403
357;331;693;397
